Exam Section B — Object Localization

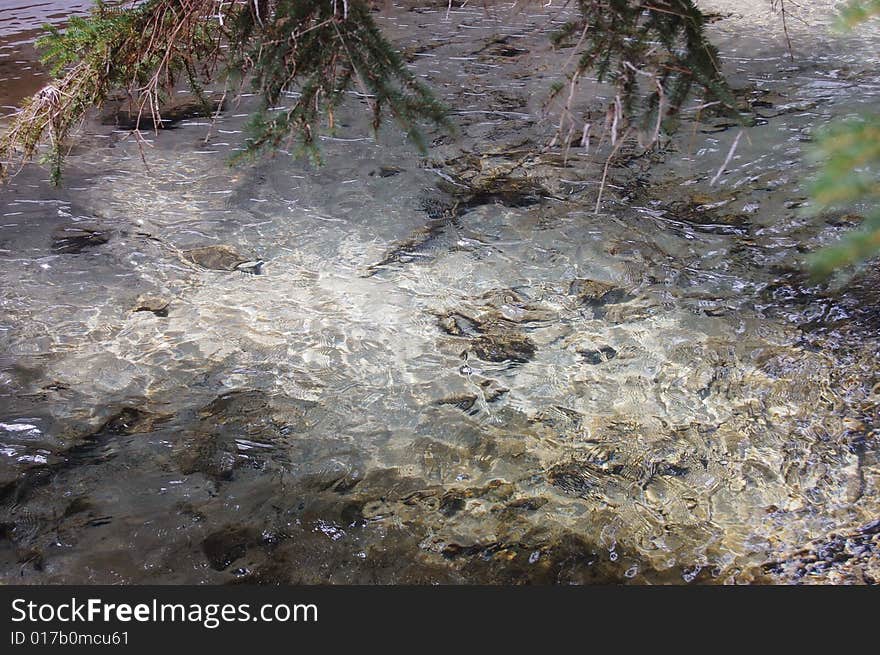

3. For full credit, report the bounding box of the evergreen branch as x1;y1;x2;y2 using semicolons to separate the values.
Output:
1;0;450;183
549;0;740;150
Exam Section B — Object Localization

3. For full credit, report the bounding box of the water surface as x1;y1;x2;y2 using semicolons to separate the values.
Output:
0;1;878;584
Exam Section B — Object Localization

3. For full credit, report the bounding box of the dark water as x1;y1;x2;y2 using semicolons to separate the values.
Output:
0;1;92;108
0;1;878;584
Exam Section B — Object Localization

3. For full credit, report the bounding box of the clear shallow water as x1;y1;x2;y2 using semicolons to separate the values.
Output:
0;1;878;584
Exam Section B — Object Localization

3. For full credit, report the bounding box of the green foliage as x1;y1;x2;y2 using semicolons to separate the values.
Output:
0;0;451;182
0;0;225;182
839;0;880;28
811;116;880;208
1;1;741;182
551;1;740;144
38;15;116;76
228;0;449;161
808;2;880;277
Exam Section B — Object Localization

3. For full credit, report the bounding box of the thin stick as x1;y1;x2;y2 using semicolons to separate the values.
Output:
594;127;631;214
710;129;743;186
774;0;795;61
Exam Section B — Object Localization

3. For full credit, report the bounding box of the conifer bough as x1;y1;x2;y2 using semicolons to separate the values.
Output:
0;0;450;183
551;0;736;147
0;0;740;184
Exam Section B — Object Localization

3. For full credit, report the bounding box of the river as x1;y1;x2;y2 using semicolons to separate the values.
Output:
0;0;878;584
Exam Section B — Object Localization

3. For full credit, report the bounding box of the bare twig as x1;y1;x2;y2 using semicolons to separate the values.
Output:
595;127;631;214
710;128;743;186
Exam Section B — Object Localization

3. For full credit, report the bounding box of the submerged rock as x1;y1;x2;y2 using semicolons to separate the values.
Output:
174;390;321;482
62;497;94;517
434;286;557;341
433;287;555;365
370;165;404;178
502;496;548;513
437;311;483;337
363;209;456;277
175;434;237;481
202;526;259;571
184;245;248;271
198;389;271;419
547;461;603;499
436;145;572;208
473;34;530;59
299;462;364;494
434;393;479;412
418;192;459;220
568;278;628;306
101;95;226;130
578;345;617;365
51;225;109;254
482;43;529;59
99;407;169;435
478;378;509;402
133;294;170;317
472;331;536;363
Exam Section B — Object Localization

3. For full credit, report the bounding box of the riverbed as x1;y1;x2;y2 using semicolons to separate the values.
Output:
0;1;878;584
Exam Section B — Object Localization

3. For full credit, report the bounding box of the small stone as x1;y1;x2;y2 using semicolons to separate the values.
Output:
479;378;509;402
434;394;478;412
472;332;536;363
134;295;170;317
568;278;626;305
184;245;247;271
578;345;617;365
437;312;482;337
234;260;264;275
374;166;403;178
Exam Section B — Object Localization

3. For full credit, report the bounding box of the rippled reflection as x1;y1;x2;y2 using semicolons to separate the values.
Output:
0;1;878;584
